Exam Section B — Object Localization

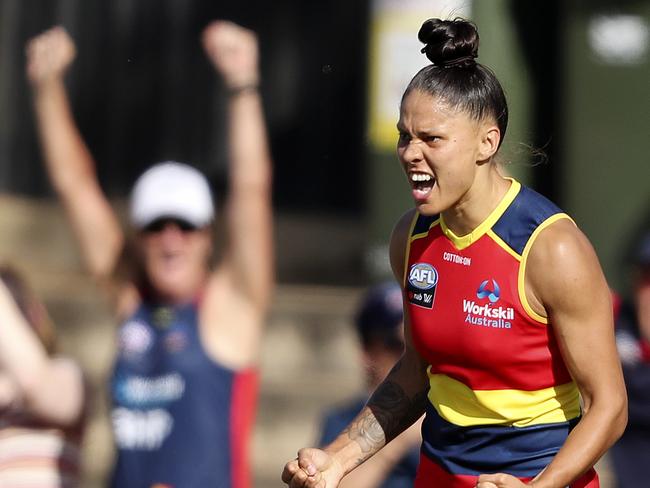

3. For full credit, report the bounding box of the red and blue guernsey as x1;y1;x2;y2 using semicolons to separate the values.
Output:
405;179;599;488
110;301;257;488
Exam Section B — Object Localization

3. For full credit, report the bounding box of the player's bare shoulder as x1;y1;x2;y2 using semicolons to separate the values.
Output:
526;217;609;313
528;218;596;273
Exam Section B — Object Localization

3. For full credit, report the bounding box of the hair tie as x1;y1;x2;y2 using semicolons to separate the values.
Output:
420;46;477;68
440;54;477;68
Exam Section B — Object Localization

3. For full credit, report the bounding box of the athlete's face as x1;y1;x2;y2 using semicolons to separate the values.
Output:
137;218;212;302
397;90;500;216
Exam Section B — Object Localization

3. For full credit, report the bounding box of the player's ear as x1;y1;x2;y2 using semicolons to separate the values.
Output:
477;123;500;162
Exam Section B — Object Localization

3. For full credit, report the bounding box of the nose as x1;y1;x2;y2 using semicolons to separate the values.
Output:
400;139;424;166
158;222;186;243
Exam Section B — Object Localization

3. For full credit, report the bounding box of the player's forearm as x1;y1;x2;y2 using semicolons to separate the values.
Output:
531;395;627;488
365;375;428;445
325;357;428;476
32;78;97;195
337;417;422;488
322;405;387;477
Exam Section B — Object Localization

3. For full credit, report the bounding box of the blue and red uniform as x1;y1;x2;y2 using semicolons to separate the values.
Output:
404;179;599;488
110;301;257;488
611;299;650;488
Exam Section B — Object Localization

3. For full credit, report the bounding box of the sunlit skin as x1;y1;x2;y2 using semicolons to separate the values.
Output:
137;221;212;304
636;268;650;343
397;90;508;236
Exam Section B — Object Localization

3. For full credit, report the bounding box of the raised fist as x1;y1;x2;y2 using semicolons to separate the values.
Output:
202;20;259;90
25;26;76;85
282;447;345;488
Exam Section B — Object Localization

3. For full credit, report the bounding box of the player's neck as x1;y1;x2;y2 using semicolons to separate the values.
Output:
441;170;510;237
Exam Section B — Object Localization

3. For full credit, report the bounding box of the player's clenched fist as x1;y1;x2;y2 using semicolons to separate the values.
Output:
282;448;345;488
201;20;259;90
25;26;76;85
477;473;531;488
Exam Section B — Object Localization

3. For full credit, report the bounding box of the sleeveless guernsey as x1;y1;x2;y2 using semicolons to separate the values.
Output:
405;179;599;488
110;301;257;488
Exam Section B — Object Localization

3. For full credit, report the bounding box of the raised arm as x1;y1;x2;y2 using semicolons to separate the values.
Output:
0;279;84;426
282;210;429;488
202;21;273;312
26;26;124;282
478;219;627;488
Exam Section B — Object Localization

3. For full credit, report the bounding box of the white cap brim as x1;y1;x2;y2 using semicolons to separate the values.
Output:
130;161;215;228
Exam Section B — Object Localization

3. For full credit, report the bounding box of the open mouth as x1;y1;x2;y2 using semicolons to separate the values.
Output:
409;172;435;201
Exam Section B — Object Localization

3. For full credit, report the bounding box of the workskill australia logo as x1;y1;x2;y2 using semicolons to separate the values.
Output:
407;262;438;309
463;279;514;329
477;279;500;303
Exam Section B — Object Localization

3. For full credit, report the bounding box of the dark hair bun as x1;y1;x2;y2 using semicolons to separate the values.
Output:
418;18;479;68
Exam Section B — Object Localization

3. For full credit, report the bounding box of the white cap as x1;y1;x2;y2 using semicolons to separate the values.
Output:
129;161;215;228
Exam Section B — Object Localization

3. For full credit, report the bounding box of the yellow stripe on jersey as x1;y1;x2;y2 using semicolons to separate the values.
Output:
427;371;581;427
440;178;521;250
517;213;575;324
486;229;522;261
410;218;440;242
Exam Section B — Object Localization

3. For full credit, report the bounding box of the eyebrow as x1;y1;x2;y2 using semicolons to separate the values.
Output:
396;125;440;137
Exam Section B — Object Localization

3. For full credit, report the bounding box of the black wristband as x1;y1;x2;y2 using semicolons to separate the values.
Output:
227;83;259;96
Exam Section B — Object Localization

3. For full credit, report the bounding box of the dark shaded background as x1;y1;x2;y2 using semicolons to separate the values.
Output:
0;0;369;213
0;0;648;288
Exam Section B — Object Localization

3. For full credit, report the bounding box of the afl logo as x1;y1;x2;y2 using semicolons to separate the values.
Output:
409;263;438;290
407;263;438;309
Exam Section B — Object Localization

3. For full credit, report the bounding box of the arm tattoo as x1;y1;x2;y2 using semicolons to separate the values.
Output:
342;360;428;467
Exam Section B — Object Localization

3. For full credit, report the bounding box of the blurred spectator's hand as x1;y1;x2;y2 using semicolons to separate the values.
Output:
202;20;259;90
25;26;76;85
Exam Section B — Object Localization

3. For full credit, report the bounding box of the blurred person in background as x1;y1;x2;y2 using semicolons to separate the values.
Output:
317;281;420;488
0;266;85;487
610;230;650;488
26;20;273;488
283;17;627;488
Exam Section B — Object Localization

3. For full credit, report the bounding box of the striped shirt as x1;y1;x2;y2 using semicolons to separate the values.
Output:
0;424;81;487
